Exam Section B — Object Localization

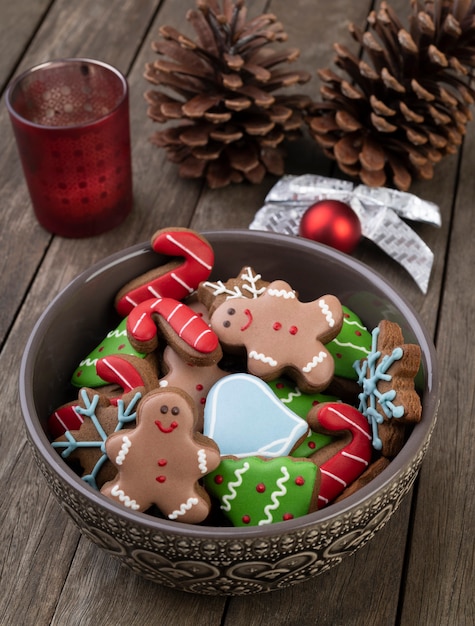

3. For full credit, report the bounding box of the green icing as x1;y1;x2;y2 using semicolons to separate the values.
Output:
267;377;337;457
326;305;372;380
71;317;146;388
204;456;318;526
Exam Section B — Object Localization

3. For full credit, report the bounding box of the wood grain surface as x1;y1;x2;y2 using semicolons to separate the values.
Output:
1;1;473;624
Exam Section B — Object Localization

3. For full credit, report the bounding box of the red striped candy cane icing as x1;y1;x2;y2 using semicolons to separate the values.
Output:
127;297;219;355
96;355;147;394
115;228;214;316
308;403;372;508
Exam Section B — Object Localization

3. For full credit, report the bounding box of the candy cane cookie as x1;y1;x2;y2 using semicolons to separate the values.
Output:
307;403;372;508
71;316;146;388
96;354;160;405
115;227;214;317
49;354;158;438
127;296;222;365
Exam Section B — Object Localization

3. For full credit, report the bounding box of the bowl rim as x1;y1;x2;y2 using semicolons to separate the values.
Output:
19;229;439;538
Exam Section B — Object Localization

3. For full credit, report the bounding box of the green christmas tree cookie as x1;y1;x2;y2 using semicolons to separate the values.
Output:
71;317;146;388
205;456;320;526
326;305;371;379
267;377;337;457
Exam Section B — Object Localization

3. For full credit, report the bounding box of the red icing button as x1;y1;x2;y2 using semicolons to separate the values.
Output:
289;325;298;335
273;322;282;331
196;384;204;391
118;344;126;350
242;515;251;524
295;476;305;486
256;483;266;493
156;475;167;483
214;475;224;485
283;513;294;521
157;459;167;467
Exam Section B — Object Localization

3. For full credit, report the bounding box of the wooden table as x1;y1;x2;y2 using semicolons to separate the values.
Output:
1;1;473;624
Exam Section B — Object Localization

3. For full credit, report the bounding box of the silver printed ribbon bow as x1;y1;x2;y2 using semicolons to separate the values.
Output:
249;175;441;293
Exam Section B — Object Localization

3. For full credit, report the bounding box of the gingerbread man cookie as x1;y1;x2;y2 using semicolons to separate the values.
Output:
210;280;343;392
101;388;221;522
159;345;228;431
52;388;141;490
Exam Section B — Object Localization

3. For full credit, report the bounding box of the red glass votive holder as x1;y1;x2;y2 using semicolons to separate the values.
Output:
6;58;133;238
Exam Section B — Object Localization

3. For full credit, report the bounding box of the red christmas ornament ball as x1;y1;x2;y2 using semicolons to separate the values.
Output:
299;200;362;254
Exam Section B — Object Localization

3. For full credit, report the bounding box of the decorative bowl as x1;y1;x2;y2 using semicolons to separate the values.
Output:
19;229;439;595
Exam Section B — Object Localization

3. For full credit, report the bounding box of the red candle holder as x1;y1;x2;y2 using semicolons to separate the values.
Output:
6;58;133;238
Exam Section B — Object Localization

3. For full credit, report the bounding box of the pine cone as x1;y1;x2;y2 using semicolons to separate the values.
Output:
306;0;475;191
144;0;311;188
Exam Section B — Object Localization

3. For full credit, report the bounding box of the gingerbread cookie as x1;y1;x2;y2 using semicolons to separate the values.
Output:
198;266;269;316
50;354;159;438
326;306;372;380
115;227;214;316
71;317;146;388
101;387;221;522
158;345;228;430
354;320;422;455
126;296;222;365
203;373;310;458
307;403;373;508
334;456;391;503
266;376;339;458
204;456;320;526
96;353;159;400
52;388;141;490
210;280;343;392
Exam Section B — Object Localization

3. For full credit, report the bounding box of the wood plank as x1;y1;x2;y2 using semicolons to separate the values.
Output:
399;90;475;626
0;0;159;347
224;498;413;626
0;0;50;89
1;0;462;623
51;540;227;625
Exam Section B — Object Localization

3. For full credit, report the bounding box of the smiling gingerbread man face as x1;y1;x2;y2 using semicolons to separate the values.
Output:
101;388;221;522
210;280;343;393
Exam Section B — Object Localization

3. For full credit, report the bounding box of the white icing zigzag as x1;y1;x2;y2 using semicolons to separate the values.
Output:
79;357;98;367
280;387;302;404
168;497;199;520
249;350;278;366
197;449;208;473
302;351;327;373
110;484;140;510
259;466;290;525
318;298;335;327
115;435;132;465
267;288;295;299
106;328;127;338
331;338;370;355
221;462;250;512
